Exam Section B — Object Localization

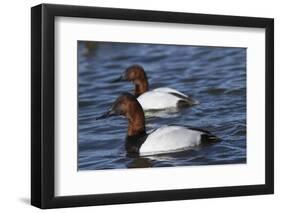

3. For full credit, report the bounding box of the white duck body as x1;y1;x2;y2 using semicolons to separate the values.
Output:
137;87;198;110
139;126;204;156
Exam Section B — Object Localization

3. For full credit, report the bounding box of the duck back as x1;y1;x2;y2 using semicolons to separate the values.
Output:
139;126;203;155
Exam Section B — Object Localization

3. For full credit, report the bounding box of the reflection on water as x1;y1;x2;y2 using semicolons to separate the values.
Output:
78;41;247;170
128;157;153;168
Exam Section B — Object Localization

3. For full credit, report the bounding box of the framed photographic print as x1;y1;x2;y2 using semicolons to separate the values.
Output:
31;3;274;209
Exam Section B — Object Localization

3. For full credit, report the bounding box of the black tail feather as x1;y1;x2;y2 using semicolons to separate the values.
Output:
201;133;221;144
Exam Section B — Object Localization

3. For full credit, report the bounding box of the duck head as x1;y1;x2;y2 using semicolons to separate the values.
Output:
96;93;146;136
114;65;149;97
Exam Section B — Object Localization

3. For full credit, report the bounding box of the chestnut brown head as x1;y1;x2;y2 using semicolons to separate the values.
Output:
96;93;143;119
96;93;146;136
115;65;149;97
123;65;147;82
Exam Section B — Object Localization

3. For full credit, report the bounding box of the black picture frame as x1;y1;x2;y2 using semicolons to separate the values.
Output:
31;3;274;209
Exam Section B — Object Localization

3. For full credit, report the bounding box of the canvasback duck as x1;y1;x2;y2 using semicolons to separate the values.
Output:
114;65;199;110
96;93;219;155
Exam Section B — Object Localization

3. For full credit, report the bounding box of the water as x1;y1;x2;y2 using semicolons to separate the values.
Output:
78;41;246;170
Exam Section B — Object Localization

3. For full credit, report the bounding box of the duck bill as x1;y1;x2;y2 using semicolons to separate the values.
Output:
110;75;122;83
111;73;127;83
96;110;114;120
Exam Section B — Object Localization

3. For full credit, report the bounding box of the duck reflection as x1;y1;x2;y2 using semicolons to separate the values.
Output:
127;157;153;168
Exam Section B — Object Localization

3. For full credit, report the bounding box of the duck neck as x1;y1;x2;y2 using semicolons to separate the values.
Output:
126;103;146;137
134;79;149;97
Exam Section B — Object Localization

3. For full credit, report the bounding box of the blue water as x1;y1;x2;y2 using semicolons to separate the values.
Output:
78;41;246;170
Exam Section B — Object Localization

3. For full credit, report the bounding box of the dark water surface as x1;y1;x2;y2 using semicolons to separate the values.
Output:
78;41;246;170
